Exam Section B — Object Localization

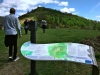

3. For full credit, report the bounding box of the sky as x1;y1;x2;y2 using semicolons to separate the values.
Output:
0;0;100;21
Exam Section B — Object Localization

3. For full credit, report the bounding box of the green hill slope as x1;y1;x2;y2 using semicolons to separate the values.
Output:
19;7;100;30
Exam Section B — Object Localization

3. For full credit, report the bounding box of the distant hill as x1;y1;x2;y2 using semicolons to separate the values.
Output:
19;7;100;30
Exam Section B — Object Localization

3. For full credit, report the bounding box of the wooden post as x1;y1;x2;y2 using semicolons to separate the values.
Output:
29;20;36;75
92;65;99;75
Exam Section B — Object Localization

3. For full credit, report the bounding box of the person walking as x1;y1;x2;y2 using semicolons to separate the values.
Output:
41;19;47;33
3;8;22;61
24;19;29;34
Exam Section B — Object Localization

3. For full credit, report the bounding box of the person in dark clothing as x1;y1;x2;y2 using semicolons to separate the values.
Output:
41;19;47;33
24;19;29;34
3;8;22;61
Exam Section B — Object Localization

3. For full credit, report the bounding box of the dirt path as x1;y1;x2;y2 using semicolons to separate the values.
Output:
0;61;25;75
80;36;100;54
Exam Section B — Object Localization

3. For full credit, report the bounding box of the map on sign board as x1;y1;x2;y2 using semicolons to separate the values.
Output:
21;41;96;65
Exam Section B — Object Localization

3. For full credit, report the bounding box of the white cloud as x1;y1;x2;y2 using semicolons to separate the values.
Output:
69;8;75;12
96;15;100;18
98;20;100;21
16;12;26;16
94;2;100;8
0;0;59;16
85;17;88;18
0;10;9;16
84;17;89;19
72;12;79;15
40;0;59;4
0;0;77;17
58;1;68;6
38;5;42;7
91;2;100;12
0;7;9;16
60;7;75;13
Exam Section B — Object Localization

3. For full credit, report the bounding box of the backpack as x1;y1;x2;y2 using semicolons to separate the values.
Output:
42;20;47;25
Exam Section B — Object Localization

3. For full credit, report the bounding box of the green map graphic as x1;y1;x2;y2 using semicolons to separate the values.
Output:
21;50;33;55
48;43;67;59
23;42;30;47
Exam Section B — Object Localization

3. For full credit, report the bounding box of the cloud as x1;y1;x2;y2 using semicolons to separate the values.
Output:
0;0;76;17
96;15;100;18
16;12;26;16
94;2;100;8
58;1;68;6
40;0;59;4
84;17;89;19
98;20;100;21
60;7;75;13
0;7;9;16
0;0;59;16
72;12;79;15
91;2;100;12
38;5;42;7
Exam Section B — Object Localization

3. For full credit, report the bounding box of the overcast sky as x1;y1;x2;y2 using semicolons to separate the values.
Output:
0;0;100;21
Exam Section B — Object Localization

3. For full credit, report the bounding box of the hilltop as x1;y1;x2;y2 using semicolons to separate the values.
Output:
19;7;100;29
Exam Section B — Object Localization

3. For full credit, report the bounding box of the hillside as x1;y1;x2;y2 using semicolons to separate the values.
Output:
19;7;100;29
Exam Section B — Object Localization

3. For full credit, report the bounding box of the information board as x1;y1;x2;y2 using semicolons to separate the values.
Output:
21;41;97;65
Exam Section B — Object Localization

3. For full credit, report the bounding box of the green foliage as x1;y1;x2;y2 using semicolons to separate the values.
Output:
19;7;100;30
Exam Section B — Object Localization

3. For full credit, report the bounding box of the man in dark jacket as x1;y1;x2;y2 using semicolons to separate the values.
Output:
24;19;29;34
41;19;47;33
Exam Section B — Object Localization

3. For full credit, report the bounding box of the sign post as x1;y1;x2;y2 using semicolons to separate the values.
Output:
29;19;37;75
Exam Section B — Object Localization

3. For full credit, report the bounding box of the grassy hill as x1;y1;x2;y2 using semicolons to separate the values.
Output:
19;7;100;30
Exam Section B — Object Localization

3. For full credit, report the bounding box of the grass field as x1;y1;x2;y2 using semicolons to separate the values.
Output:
0;28;100;75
